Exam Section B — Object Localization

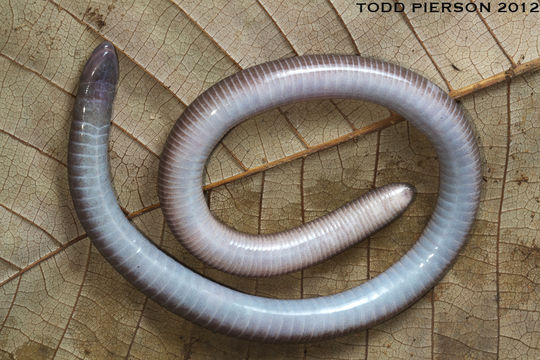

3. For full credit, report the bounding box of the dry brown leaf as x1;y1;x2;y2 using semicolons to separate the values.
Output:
0;0;538;359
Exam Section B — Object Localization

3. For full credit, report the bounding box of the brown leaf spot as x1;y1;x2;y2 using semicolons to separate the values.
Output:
84;7;106;29
516;173;529;185
14;342;54;359
107;0;117;13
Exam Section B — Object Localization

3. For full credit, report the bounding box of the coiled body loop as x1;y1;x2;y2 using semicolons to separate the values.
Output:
68;42;481;342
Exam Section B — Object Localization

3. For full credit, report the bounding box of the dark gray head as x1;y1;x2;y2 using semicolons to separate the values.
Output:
80;41;119;89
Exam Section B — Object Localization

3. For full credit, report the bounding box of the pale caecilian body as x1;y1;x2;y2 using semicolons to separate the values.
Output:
68;42;481;342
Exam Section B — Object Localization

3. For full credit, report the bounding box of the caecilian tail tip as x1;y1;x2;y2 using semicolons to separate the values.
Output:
403;182;417;198
384;182;417;210
81;41;119;87
397;182;416;202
